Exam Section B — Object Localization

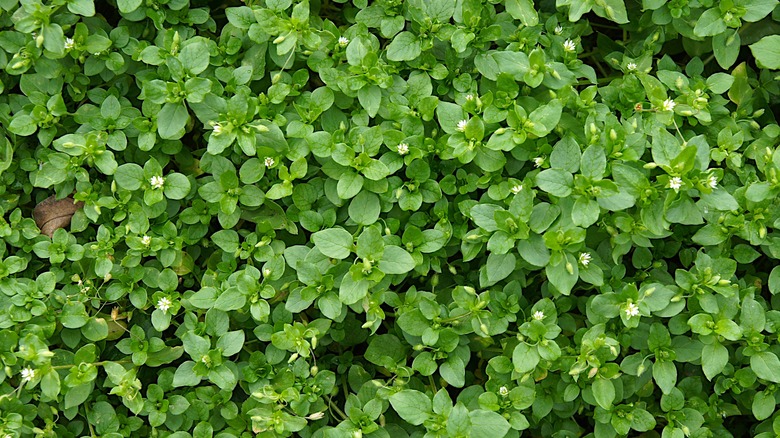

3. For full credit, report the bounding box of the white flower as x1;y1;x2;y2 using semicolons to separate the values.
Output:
396;143;409;155
150;175;165;189
465;94;474;101
65;37;75;50
156;297;172;313
626;62;637;71
511;184;523;194
533;157;545;168
212;122;223;135
624;302;640;317
262;268;272;277
338;36;349;47
498;386;509;396
668;176;683;191
264;157;275;167
554;25;563;35
141;235;152;246
563;39;576;52
579;252;591;267
707;175;717;189
532;311;545;321
307;412;326;420
662;98;676;112
456;119;468;132
21;367;36;382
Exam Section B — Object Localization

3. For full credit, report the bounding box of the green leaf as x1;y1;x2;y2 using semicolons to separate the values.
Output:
68;0;95;16
357;85;382;118
386;32;422;61
469;409;511;438
173;361;201;387
164;173;191;199
751;352;780;383
581;145;606;180
214;288;246;311
117;0;142;13
482;253;516;287
753;390;776;421
312;228;353;259
339;274;370;305
179;39;210;75
536;169;573;197
701;342;728;380
389;390;431;425
592;377;615;409
216;330;245;356
653;360;677;394
713;31;740;70
114;163;144;190
348;191;380;225
337;171;363;199
512;343;539;373
9;114;37;136
769;266;780;294
378;246;416;274
505;0;538;26
750;35;780;70
157;103;189;140
693;9;726;37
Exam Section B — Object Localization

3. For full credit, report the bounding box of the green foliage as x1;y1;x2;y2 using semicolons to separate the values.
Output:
0;0;779;437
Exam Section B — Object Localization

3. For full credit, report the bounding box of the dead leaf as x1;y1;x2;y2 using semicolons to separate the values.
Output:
33;195;84;237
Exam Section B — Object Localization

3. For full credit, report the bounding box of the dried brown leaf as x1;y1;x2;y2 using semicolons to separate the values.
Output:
33;195;84;237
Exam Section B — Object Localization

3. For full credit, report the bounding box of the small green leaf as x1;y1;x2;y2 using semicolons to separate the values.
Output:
750;35;780;70
386;32;422;61
389;390;431;425
312;228;353;259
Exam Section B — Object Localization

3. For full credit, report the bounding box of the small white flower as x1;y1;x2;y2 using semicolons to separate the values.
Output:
554;25;563;35
579;252;591;267
21;367;35;382
456;119;468;132
532;311;545;321
212;122;223;135
141;235;152;246
338;36;349;47
511;184;523;194
662;98;676;112
563;39;576;52
533;157;545;168
668;176;683;191
624;302;640;317
465;94;474;101
306;411;326;420
707;175;717;189
65;37;75;50
93;52;101;56
262;268;272;277
626;62;637;71
396;143;409;155
264;157;275;167
498;386;509;396
156;297;172;313
150;175;165;190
